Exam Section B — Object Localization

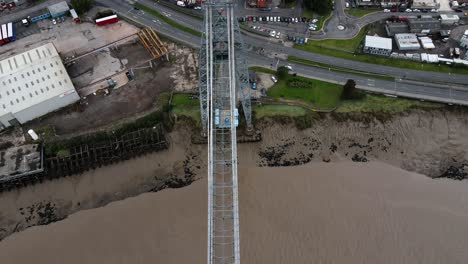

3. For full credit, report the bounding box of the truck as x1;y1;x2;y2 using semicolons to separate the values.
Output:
7;22;15;41
95;14;119;26
0;23;14;46
70;9;80;23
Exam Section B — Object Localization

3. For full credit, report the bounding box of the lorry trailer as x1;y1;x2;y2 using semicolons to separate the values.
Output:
95;14;119;26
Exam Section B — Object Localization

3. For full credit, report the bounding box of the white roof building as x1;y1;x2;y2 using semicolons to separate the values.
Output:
395;33;421;50
0;43;79;128
363;35;393;56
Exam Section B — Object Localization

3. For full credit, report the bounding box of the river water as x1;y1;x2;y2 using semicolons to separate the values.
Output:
1;161;468;263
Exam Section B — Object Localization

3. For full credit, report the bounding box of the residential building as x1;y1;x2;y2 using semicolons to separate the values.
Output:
363;35;393;56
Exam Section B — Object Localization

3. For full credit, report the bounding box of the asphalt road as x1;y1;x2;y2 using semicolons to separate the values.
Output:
109;0;468;86
94;0;468;105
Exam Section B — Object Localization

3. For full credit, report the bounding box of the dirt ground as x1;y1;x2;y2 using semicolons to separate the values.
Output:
26;43;197;136
27;64;173;136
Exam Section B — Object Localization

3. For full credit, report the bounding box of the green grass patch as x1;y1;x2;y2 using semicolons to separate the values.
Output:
288;56;394;81
337;94;444;113
268;75;343;110
345;8;380;17
171;93;201;123
254;104;307;118
134;3;202;37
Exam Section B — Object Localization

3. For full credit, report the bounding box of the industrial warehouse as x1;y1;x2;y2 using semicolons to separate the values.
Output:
0;43;79;128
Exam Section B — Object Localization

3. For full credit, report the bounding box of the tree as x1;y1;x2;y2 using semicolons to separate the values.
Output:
276;66;290;80
303;0;333;15
341;79;357;99
71;0;93;15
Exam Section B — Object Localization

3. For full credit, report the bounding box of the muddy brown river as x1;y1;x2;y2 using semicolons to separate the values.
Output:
1;161;467;263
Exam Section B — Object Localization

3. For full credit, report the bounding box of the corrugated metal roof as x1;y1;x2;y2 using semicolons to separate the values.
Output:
0;43;77;116
47;1;69;15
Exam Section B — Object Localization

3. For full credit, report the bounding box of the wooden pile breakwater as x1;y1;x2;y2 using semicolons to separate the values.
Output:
0;125;168;192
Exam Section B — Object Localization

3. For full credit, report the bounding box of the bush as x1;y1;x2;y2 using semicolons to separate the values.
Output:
276;66;290;80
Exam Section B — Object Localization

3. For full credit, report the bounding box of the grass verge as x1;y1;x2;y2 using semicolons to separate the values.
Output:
254;104;307;118
268;74;343;110
171;93;201;124
134;3;202;37
288;56;395;81
345;8;380;17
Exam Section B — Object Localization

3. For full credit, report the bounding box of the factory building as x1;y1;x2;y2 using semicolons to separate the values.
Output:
408;17;441;34
363;35;393;56
0;43;79;128
395;33;421;50
385;22;410;37
47;1;69;18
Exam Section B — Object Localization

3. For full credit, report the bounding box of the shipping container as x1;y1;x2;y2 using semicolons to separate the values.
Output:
95;14;119;26
0;27;4;45
7;23;15;41
1;24;9;44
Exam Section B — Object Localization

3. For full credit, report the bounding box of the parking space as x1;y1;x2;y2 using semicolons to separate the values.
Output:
240;15;317;40
13;20;40;39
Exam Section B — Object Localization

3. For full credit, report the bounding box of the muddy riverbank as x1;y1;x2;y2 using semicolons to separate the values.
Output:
1;108;468;242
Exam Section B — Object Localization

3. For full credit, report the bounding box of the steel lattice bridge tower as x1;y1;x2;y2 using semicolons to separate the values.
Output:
198;0;252;263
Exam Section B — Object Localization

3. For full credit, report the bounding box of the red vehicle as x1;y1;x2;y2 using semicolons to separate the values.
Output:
95;14;119;26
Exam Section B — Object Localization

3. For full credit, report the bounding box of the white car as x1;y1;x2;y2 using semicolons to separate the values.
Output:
383;9;390;12
271;76;278;83
405;8;412;12
285;65;293;70
275;31;281;38
413;9;421;12
277;16;280;21
52;18;57;25
309;25;317;31
295;17;298;23
345;2;349;8
430;9;438;12
312;18;318;23
269;30;276;37
194;6;201;10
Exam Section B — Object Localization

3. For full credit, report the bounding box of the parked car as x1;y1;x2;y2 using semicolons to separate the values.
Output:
271;76;277;83
405;9;412;12
430;9;438;12
194;6;201;10
52;18;57;25
275;31;281;38
312;18;318;23
413;9;421;12
252;82;257;90
269;30;276;37
294;17;298;23
383;9;390;12
277;16;280;21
